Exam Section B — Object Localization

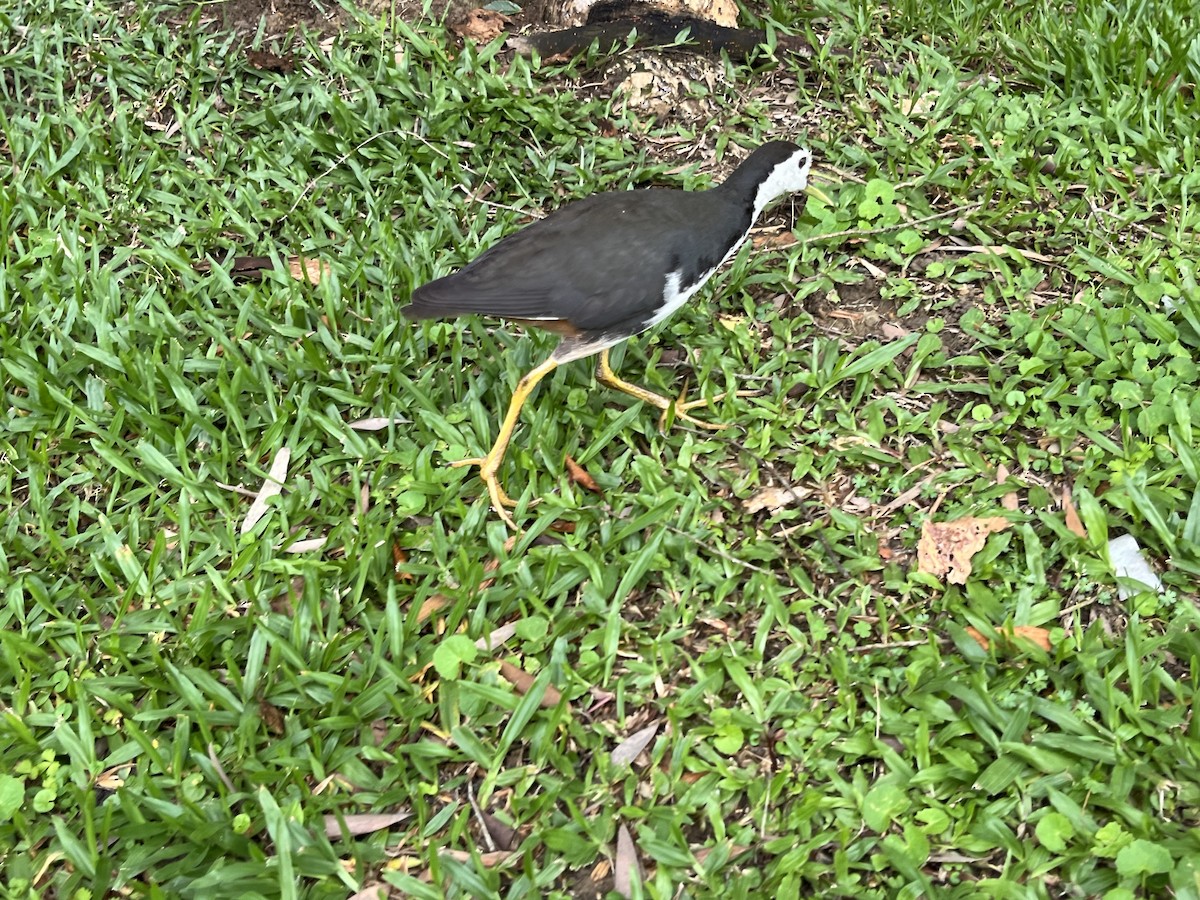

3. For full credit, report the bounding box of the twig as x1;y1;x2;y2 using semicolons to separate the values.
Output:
288;127;450;214
207;744;236;793
663;524;779;578
466;777;497;853
456;185;546;221
800;202;983;245
846;639;930;653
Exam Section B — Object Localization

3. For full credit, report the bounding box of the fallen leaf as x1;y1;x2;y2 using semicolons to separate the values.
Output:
241;447;290;534
612;722;659;768
752;231;796;249
743;484;810;514
259;699;285;735
244;49;296;72
438;849;516;867
916;515;1009;584
858;257;887;279
718;314;745;330
94;765;133;791
613;823;641;898
416;594;451;622
283;536;328;553
347;885;390;900
347;416;411;430
270;575;305;614
693;843;749;865
288;256;329;284
476;621;518;651
995;463;1019;511
393;544;412;580
478;809;519;850
200;255;272;280
564;455;601;493
1062;488;1087;538
498;661;563;708
324;811;412;838
966;625;1053;652
450;8;509;43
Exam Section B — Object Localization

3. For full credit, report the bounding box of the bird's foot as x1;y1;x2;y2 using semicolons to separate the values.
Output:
451;456;522;528
658;386;761;432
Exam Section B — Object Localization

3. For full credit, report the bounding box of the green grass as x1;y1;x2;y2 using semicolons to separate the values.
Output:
2;0;1200;896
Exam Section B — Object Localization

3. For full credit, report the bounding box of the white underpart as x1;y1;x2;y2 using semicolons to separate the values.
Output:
648;147;813;330
646;232;749;329
552;146;815;360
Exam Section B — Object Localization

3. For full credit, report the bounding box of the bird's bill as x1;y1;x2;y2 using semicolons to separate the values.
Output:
806;183;835;206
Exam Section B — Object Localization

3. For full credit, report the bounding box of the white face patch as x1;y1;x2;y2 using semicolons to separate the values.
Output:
752;148;812;221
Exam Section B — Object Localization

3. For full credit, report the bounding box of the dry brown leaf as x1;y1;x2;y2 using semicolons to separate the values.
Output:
752;231;797;250
995;463;1019;511
743;484;809;514
323;811;411;838
241;447;290;534
244;49;296;72
259;699;286;735
478;809;519;851
693;843;749;865
614;823;641;898
1062;488;1088;538
347;884;390;900
439;849;516;867
450;8;509;43
393;543;412;581
416;594;451;622
270;575;305;615
288;256;329;284
611;722;659;768
966;625;1053;652
95;765;133;791
498;661;563;708
916;515;1009;584
564;454;601;493
200;255;271;281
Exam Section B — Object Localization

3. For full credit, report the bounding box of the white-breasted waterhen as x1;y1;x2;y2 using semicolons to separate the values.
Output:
404;140;817;527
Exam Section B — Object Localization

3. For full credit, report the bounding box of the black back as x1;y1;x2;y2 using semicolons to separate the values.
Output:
404;141;802;337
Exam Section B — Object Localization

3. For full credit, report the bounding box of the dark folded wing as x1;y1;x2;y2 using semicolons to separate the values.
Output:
402;189;739;332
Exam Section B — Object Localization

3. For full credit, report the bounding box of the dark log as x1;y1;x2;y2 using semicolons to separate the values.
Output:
506;9;816;63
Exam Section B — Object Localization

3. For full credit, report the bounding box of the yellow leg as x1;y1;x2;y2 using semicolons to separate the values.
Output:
594;348;753;431
452;356;559;529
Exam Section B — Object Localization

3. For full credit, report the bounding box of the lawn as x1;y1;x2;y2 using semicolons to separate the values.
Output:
2;0;1200;896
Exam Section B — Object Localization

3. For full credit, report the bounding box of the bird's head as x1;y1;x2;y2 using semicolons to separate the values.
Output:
751;142;816;220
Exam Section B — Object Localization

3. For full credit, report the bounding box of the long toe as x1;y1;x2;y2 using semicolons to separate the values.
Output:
482;473;519;529
668;405;731;431
677;388;761;412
